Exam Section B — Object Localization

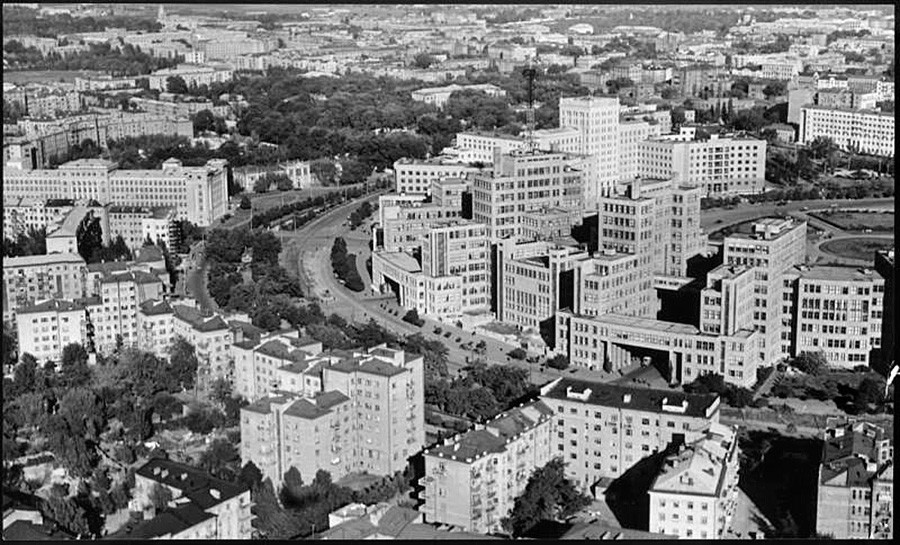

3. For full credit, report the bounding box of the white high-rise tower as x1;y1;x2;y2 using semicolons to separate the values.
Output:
559;95;621;209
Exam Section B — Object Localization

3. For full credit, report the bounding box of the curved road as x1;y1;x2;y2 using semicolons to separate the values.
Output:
702;197;894;233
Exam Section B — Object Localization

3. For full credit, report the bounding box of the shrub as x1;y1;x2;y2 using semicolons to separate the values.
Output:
402;309;424;327
508;348;527;360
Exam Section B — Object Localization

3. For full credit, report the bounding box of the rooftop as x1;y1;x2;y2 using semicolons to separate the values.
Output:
135;458;247;510
172;305;229;332
102;270;163;286
542;378;719;419
17;298;86;315
120;502;214;539
588;312;700;336
796;265;880;282
374;251;421;273
3;253;84;268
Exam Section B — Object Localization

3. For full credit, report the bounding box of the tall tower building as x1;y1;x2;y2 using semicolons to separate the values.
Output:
559;96;621;209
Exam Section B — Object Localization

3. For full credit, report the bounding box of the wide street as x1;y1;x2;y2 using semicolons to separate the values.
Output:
700;197;894;232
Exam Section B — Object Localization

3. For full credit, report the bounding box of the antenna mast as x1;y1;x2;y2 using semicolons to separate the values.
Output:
522;61;537;151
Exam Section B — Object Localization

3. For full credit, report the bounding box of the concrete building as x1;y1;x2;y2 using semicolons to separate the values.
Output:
637;128;767;197
648;423;740;540
453;128;582;163
375;194;458;254
147;63;235;91
723;217;807;365
233;160;313;193
15;299;90;364
393;157;483;195
128;458;253;539
558;95;621;207
539;378;721;490
418;400;555;534
232;332;324;402
815;420;893;540
410;83;506;109
240;346;425;486
92;270;166;354
874;250;894;375
471;148;583;241
3;158;229;227
2;198;75;241
782;266;884;369
800;106;895;157
2;253;86;323
496;240;589;332
555;311;762;387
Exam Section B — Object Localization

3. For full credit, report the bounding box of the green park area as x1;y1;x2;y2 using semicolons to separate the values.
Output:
814;210;895;232
820;237;894;261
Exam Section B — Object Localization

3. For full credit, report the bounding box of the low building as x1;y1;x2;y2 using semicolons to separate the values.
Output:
815;420;893;539
3;253;87;323
539;378;721;490
126;458;253;539
800;106;894;157
419;400;555;534
393;157;484;195
648;423;740;540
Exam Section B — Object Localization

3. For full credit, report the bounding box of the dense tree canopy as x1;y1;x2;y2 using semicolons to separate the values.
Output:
502;458;592;537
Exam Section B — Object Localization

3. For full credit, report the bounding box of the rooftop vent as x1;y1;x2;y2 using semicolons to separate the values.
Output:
180;473;187;480
160;470;169;479
623;393;632;403
210;489;221;500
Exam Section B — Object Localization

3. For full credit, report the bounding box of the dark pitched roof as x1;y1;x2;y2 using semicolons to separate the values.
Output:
134;458;247;510
2;520;67;541
139;299;173;316
172;305;228;332
541;378;719;418
120;503;214;539
17;299;85;314
328;357;406;378
283;390;349;420
87;261;129;275
135;245;164;263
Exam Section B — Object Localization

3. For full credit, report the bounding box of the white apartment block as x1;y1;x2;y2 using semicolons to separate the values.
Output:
232;332;324;402
555;311;762;388
3;158;229;227
91;271;166;354
147;63;235;91
3;253;87;323
234;160;313;193
393;157;483;195
419;400;555;534
638;129;767;197
410;83;506;109
376;196;456;254
3;198;74;241
471;148;583;241
559;96;621;208
800;106;895;157
171;304;235;385
240;346;425;486
539;379;721;490
15;299;89;364
723;217;807;366
648;423;740;540
617;119;664;182
783;266;884;369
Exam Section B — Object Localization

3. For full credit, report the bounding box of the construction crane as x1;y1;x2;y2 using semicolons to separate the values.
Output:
522;61;537;151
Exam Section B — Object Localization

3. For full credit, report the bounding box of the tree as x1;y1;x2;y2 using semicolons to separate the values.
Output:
310;158;337;185
210;376;232;406
198;438;240;480
854;376;885;410
238;461;263;489
412;52;435;69
546;354;569;370
75;212;103;263
60;343;91;388
253;478;303;539
43;496;91;538
791;351;827;375
167;336;199;392
166;75;189;94
762;81;786;100
254;176;271;193
192;109;222;134
12;352;37;396
402;309;424;327
508;348;527;360
240;195;252;210
501;458;592;537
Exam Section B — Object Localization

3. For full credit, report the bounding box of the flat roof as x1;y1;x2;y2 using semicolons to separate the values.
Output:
3;253;84;268
376;251;422;274
542;378;719;419
588;312;700;336
796;265;880;282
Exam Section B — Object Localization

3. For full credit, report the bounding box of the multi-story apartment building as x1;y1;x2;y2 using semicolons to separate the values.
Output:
723;217;807;365
393;157;483;195
171;304;235;386
128;458;253;539
572;250;651;319
496;240;589;331
234;160;314;193
419;400;555;534
92;270;166;354
375;196;456;254
558;95;621;207
815;88;879;111
539;379;721;489
555;311;762;387
2;198;74;241
471;148;582;241
815;420;893;540
874;250;894;375
147;63;235;91
232;332;324;402
130;97;229;119
410;83;506;109
800;106;894;157
648;423;740;540
637;128;767;197
2;253;87;323
241;346;425;486
15;299;91;364
781;266;884;369
4;158;229;226
617;118;664;182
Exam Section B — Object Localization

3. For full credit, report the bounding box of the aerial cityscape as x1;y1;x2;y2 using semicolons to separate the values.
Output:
1;2;895;541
